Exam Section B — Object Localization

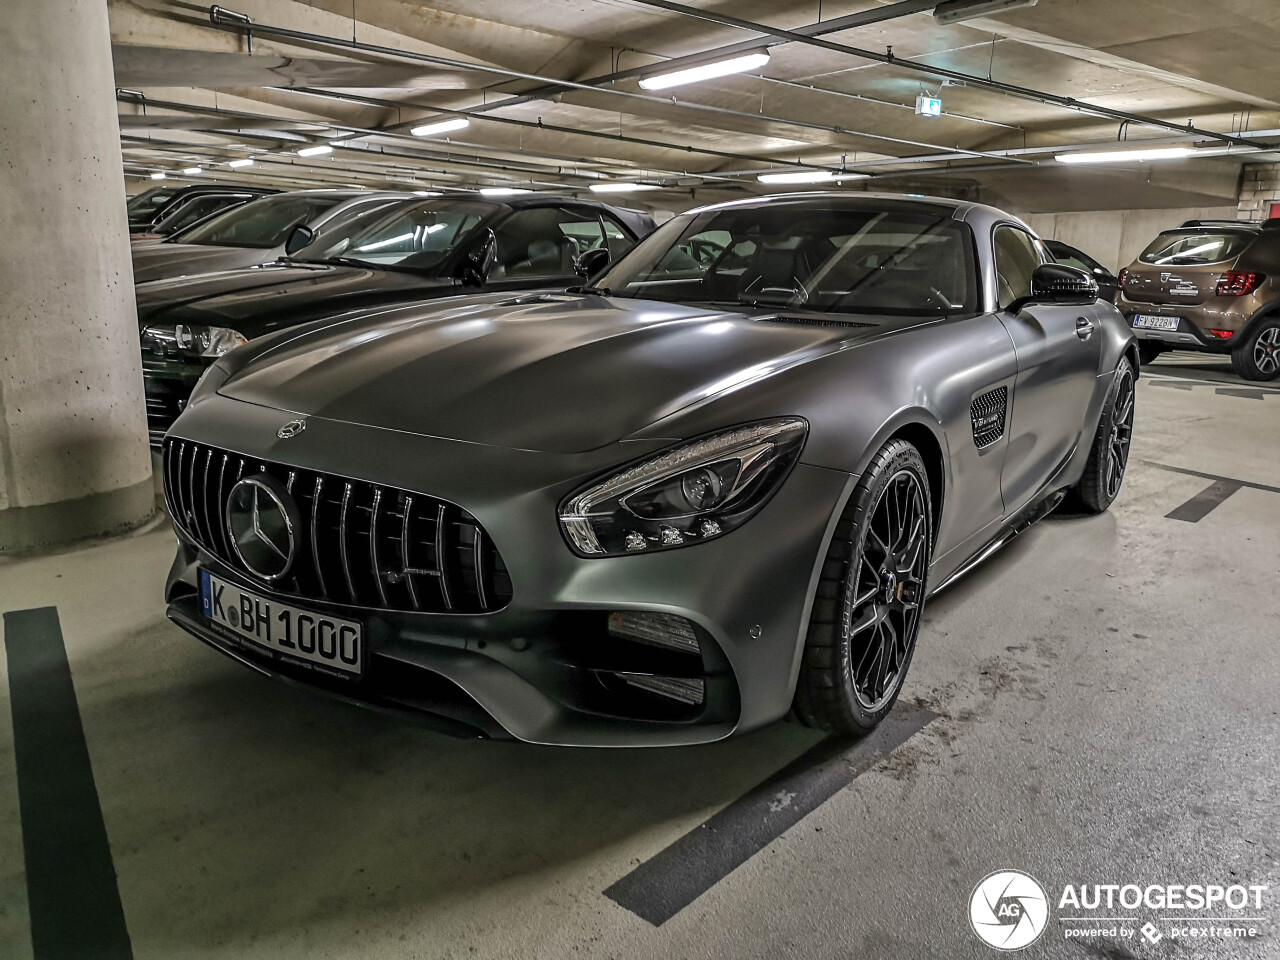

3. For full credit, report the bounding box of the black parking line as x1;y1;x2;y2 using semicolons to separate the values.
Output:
2;607;133;960
1145;461;1280;496
604;702;937;926
1215;387;1269;401
1165;479;1245;522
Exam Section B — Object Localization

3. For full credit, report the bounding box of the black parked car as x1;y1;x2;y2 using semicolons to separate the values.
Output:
126;184;277;235
139;194;654;444
159;193;1136;746
1046;239;1118;303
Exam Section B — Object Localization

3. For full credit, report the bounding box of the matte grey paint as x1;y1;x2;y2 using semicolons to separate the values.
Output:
162;194;1136;746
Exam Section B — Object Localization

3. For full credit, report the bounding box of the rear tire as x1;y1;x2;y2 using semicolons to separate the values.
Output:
1137;341;1164;366
1230;316;1280;381
1070;358;1135;514
793;439;933;736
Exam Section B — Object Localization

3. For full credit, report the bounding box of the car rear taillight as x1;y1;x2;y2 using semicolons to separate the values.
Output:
1215;271;1264;296
1117;267;1129;288
1208;329;1234;339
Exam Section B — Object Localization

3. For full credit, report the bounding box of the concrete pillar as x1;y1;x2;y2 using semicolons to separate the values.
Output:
0;0;154;552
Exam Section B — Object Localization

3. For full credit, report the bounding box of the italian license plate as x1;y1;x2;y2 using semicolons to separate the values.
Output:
199;570;362;676
1132;314;1180;331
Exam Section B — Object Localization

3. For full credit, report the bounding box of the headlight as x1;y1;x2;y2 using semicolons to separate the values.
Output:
145;323;247;358
559;418;807;557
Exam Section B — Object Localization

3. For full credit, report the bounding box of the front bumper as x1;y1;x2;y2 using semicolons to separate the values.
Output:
163;394;852;747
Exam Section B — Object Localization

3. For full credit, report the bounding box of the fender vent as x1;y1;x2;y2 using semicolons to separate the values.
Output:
971;386;1008;448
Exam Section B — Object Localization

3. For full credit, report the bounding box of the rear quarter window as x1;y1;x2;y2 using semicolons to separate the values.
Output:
1139;231;1254;266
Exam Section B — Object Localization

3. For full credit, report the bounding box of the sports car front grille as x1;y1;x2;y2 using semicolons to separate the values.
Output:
970;386;1008;449
162;438;512;614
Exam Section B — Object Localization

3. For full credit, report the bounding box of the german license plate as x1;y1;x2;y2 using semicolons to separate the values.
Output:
1132;314;1180;331
199;570;362;675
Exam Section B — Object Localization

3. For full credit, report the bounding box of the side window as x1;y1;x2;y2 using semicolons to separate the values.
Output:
601;217;634;258
492;207;602;279
993;225;1044;309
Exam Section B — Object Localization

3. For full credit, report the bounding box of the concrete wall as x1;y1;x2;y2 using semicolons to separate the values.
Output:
0;0;154;551
1236;163;1280;221
1022;206;1239;272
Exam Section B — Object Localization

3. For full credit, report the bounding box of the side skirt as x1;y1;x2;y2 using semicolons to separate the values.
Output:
926;489;1067;597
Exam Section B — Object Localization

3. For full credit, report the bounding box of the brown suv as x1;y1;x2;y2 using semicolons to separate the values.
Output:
1116;219;1280;380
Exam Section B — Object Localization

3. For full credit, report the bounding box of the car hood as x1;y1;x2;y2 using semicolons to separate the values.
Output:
217;294;874;454
135;261;453;332
131;243;274;283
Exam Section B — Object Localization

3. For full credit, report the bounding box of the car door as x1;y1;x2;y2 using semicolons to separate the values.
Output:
485;205;607;291
995;224;1103;514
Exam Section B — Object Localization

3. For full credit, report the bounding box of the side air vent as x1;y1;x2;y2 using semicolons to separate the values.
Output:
971;386;1008;449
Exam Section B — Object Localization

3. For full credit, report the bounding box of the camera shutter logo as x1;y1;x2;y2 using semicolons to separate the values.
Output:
969;870;1049;950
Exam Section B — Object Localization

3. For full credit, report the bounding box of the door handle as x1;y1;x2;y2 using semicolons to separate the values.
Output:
1075;316;1095;341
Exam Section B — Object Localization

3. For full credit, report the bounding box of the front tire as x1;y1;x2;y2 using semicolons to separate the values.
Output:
793;439;933;736
1070;357;1135;514
1230;316;1280;381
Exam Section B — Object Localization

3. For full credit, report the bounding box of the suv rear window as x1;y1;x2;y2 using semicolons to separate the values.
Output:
1138;230;1254;266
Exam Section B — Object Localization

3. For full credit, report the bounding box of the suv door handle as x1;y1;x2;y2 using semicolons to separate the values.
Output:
1075;316;1095;341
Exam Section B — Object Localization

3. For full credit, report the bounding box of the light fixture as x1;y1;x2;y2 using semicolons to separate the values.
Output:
933;0;1038;25
296;145;333;157
227;158;254;168
915;94;943;118
758;170;834;184
410;117;470;138
182;166;202;175
589;182;661;193
412;190;442;197
150;172;166;180
638;51;770;91
1055;146;1193;165
479;187;531;196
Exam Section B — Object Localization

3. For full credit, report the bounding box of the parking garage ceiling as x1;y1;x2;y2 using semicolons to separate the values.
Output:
113;0;1280;210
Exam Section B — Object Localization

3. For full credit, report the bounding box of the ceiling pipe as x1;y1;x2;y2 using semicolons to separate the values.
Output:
202;6;1025;165
626;0;1271;150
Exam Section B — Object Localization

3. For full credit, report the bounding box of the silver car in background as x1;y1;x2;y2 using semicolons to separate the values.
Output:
131;190;411;283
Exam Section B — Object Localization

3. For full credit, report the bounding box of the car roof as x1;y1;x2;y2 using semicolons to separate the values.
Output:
682;190;1004;220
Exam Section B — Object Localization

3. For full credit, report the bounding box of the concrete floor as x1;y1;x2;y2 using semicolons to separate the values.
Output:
1;353;1277;960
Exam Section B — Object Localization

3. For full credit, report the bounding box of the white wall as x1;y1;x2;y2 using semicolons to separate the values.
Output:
1022;206;1238;272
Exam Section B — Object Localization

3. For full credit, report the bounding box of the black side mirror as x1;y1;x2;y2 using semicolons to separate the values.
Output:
1025;262;1099;306
455;228;497;288
574;247;611;279
283;223;315;257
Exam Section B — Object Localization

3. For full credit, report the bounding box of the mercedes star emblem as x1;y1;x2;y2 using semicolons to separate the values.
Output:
225;475;299;581
277;418;307;439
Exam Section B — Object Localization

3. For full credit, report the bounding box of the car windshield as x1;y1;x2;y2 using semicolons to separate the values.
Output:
593;204;979;316
177;193;350;248
153;195;247;236
293;199;497;270
127;187;176;218
1139;230;1254;266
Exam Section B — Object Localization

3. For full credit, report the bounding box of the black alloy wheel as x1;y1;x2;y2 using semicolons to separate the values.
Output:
794;439;933;734
1071;357;1136;514
1231;318;1280;381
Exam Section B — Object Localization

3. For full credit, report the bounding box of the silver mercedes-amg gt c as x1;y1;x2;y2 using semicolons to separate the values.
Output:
160;193;1137;747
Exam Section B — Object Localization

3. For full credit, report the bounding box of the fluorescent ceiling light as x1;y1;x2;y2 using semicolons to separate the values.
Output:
639;51;770;91
412;190;442;196
758;170;835;184
150;172;166;180
1055;146;1194;165
227;158;254;168
182;166;202;175
934;0;1037;25
589;182;660;193
410;117;470;137
479;187;531;196
297;145;333;157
